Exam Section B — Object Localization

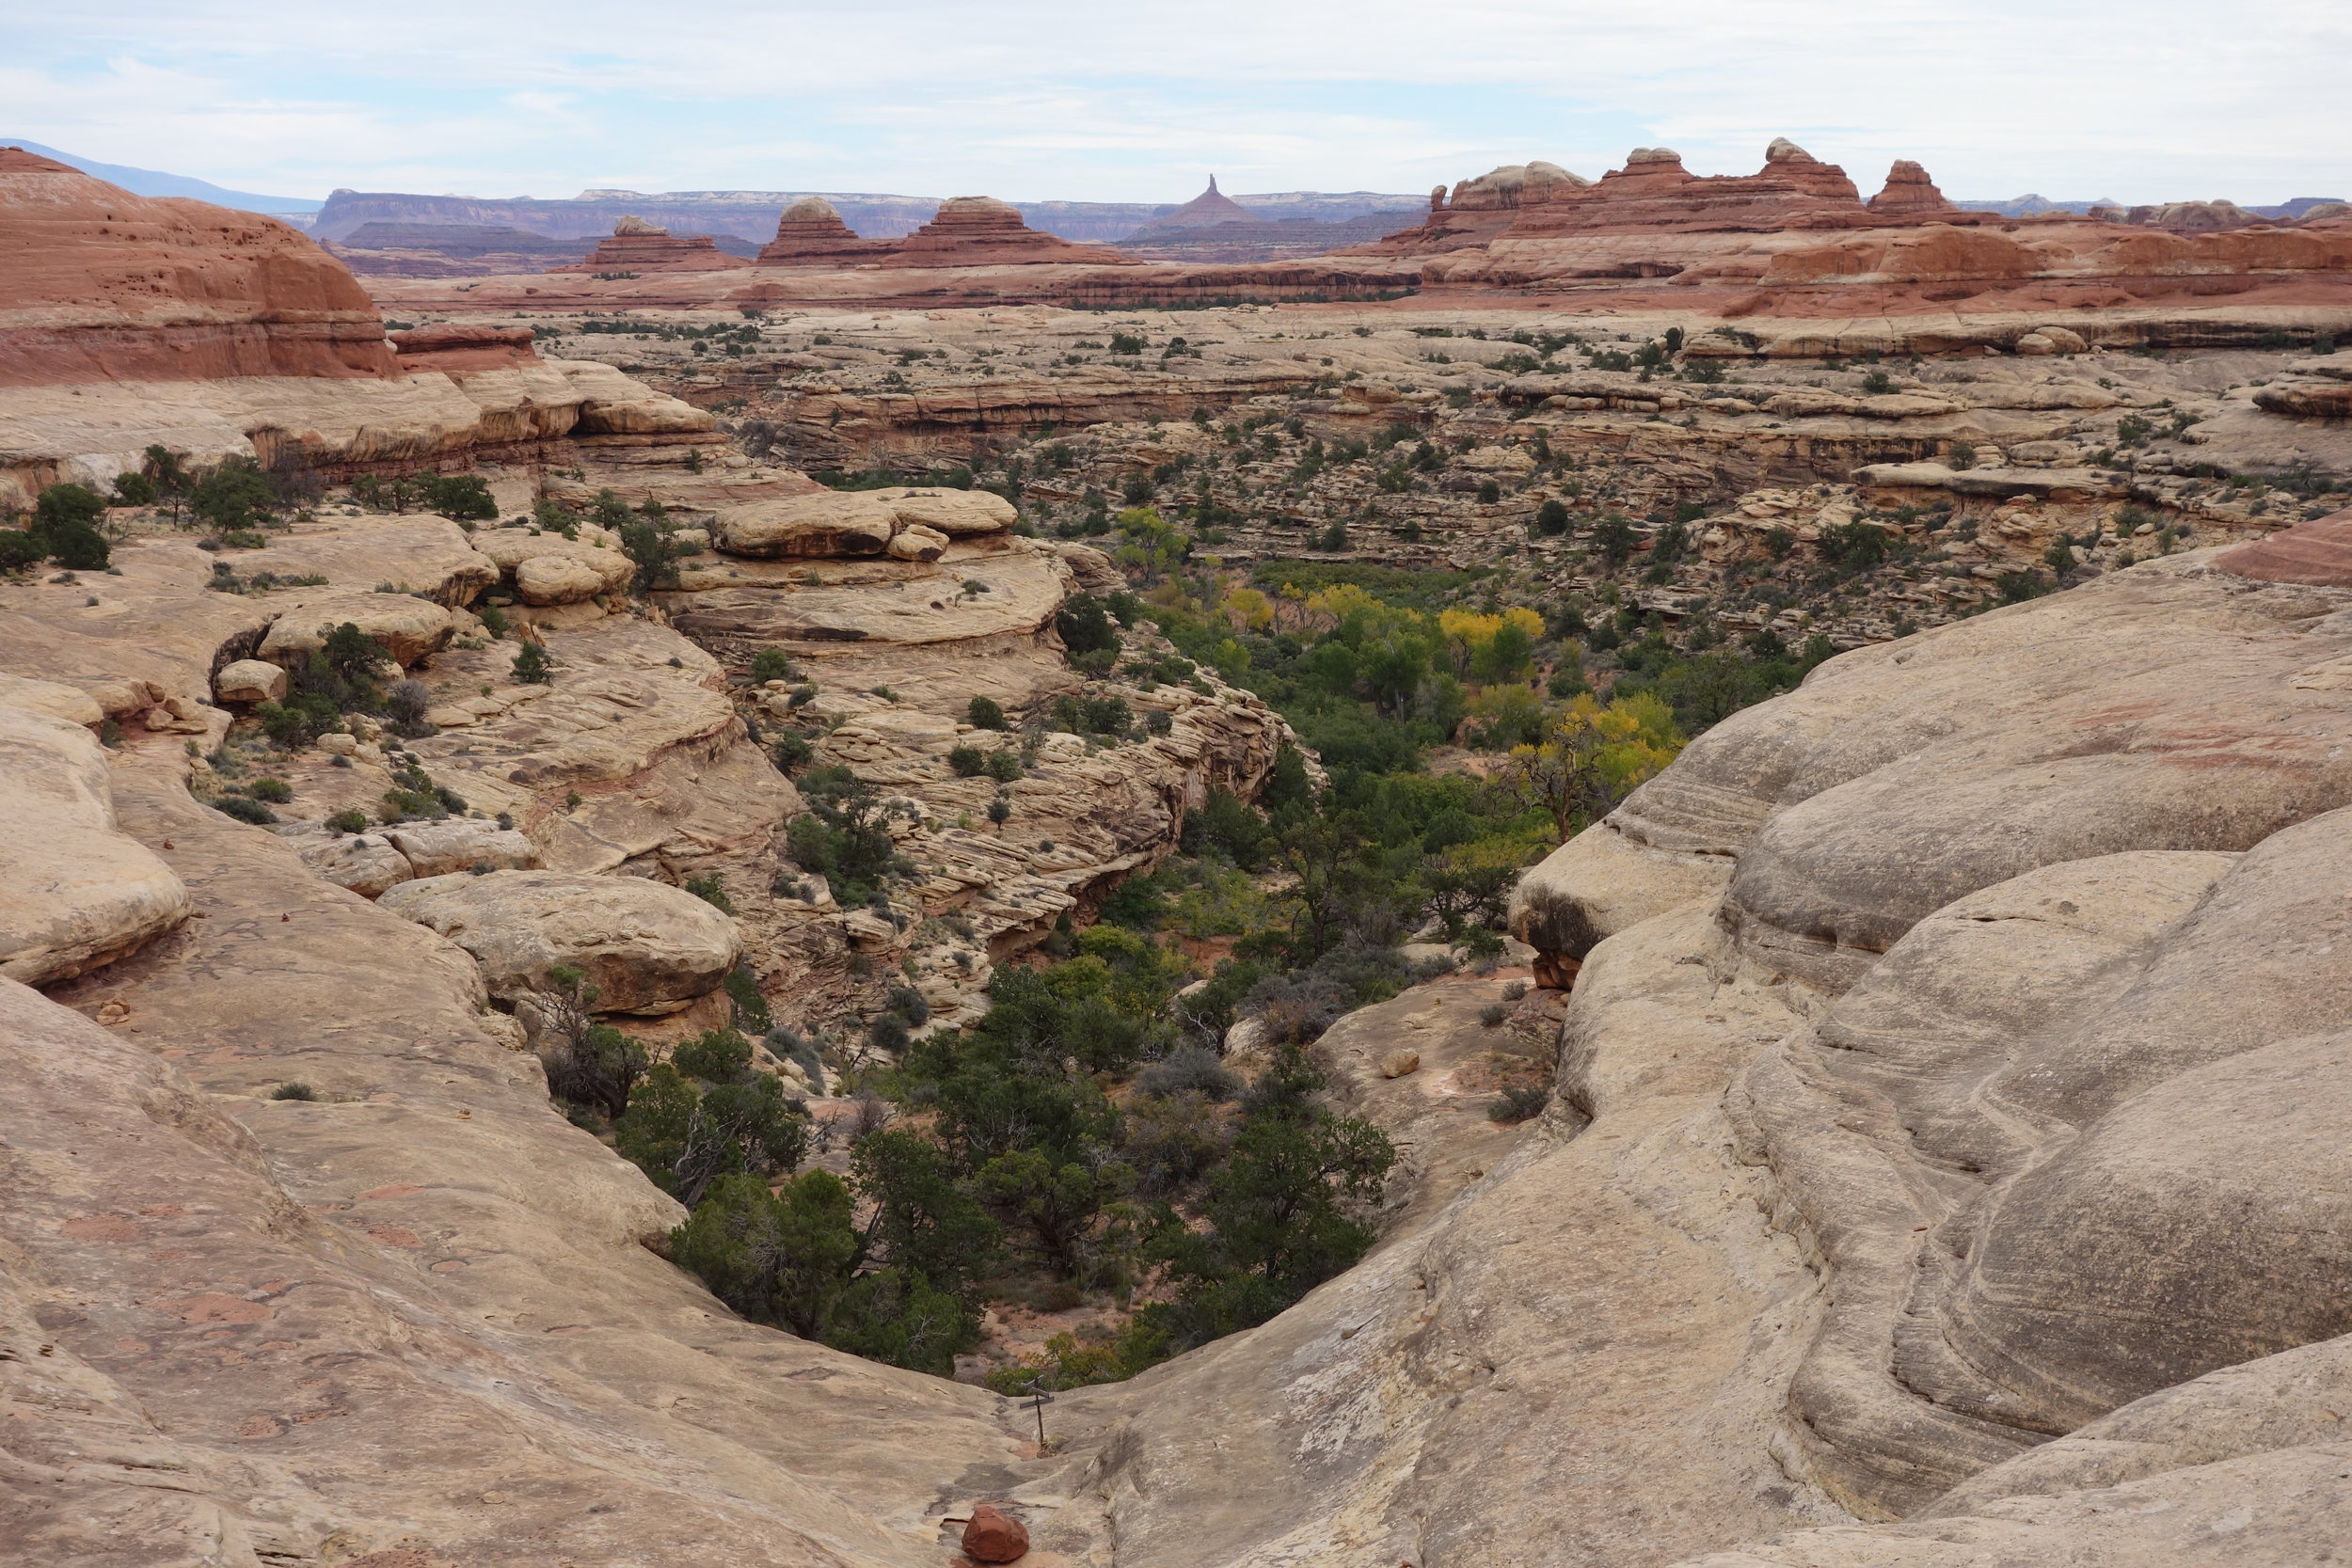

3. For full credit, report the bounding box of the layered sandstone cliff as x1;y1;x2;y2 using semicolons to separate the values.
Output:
0;158;718;508
0;146;395;386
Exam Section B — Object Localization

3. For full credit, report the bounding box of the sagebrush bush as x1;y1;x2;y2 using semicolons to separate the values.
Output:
214;794;278;825
1136;1046;1239;1101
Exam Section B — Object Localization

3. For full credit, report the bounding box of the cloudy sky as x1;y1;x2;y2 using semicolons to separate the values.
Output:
7;0;2348;204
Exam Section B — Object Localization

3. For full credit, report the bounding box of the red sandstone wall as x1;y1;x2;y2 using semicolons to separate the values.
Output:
0;148;397;387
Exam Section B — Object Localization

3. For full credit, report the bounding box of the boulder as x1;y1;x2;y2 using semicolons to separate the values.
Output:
515;553;610;606
293;831;415;897
376;868;740;1014
961;1504;1029;1562
470;528;636;597
259;593;454;669
708;485;1016;559
384;819;536;879
213;658;288;704
0;705;188;985
890;488;1017;536
886;523;950;562
709;491;898;557
1379;1048;1421;1078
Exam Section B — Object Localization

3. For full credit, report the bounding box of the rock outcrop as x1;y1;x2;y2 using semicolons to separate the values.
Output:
0;156;716;507
879;196;1142;268
1866;158;1957;218
555;216;753;274
379;868;742;1013
0;701;189;985
0;146;396;386
755;195;885;265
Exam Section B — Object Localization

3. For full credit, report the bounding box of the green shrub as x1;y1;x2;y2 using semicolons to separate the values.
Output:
213;794;278;825
270;1083;317;1101
683;874;735;913
247;777;293;803
0;531;43;572
948;745;987;777
985;749;1023;783
1055;594;1120;661
326;808;369;834
190;457;278;535
1533;499;1570;536
966;695;1009;730
750;648;797;684
512;641;552;683
34;484;111;569
419;474;499;521
255;693;342;749
1817;520;1890;569
772;731;814;772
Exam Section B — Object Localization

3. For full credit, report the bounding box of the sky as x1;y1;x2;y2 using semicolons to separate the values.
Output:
5;0;2349;206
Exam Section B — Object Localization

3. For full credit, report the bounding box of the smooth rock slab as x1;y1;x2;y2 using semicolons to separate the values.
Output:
0;705;188;984
385;819;537;879
377;868;740;1013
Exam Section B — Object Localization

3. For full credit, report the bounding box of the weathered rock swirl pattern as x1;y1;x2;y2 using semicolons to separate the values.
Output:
985;514;2352;1567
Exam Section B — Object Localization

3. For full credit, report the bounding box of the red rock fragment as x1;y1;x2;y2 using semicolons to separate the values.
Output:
961;1503;1029;1562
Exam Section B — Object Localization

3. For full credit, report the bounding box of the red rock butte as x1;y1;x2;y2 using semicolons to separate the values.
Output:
555;215;751;274
755;196;885;265
0;145;397;386
877;196;1140;268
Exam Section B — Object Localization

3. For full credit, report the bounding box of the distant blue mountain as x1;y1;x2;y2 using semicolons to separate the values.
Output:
1;138;321;214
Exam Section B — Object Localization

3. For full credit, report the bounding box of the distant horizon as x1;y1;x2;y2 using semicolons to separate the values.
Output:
12;135;2340;223
10;1;2346;210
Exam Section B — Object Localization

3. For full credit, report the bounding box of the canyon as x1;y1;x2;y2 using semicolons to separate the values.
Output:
5;139;2352;1568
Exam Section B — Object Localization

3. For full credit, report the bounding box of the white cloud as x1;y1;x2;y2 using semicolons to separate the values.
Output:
8;1;2349;202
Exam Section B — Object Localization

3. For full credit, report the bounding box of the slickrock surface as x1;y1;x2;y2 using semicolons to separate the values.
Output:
14;746;1041;1568
0;703;189;984
1017;524;2352;1568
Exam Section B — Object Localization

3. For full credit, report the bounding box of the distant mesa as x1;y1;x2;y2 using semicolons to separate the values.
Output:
554;215;752;273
